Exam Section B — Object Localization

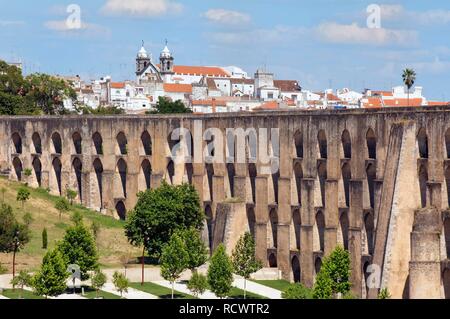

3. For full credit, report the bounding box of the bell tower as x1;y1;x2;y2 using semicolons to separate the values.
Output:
159;40;174;76
136;41;151;76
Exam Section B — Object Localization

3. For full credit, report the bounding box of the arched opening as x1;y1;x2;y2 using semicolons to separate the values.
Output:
51;158;62;195
294;130;303;158
116;132;128;155
342;163;352;207
167;160;174;184
318;162;327;207
32;132;42;154
31;157;42;187
366;163;376;209
116;159;127;198
72;157;83;203
444;269;450;299
115;201;126;221
446;128;450;159
272;170;280;204
339;211;349;250
341;130;352;159
11;132;22;154
444;218;450;259
314;257;322;276
141;131;152;156
12;157;22;181
362;262;370;299
185;163;193;185
417;128;429;158
269;208;278;248
247;207;256;239
248;163;257;203
268;253;277;268
317;130;327;159
227;163;235;197
140;159;152;190
292;256;301;283
313;210;325;252
205;205;213;252
92;159;103;210
419;164;428;208
206;164;214;201
446;166;450;208
72;132;82;155
294;162;303;206
364;213;375;255
366;128;377;159
292;209;301;250
51;132;62;154
92;132;103;155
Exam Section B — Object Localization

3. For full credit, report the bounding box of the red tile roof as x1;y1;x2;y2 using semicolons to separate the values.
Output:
253;101;279;110
273;80;301;92
163;83;192;93
172;65;230;77
383;98;423;107
192;99;226;106
428;101;450;106
111;82;125;89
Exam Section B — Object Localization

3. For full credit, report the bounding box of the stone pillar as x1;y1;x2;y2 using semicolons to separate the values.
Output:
233;176;247;201
255;176;268;265
102;171;114;211
349;179;363;298
409;207;442;299
300;178;315;288
427;181;442;211
324;179;338;255
151;173;164;189
277;177;291;280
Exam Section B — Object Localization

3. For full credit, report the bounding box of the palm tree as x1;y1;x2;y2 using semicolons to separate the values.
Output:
402;68;416;107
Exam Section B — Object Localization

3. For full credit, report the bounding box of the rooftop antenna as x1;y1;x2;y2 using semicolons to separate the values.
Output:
165;38;168;46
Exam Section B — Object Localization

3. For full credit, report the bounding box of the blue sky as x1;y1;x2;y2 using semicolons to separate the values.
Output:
1;0;450;100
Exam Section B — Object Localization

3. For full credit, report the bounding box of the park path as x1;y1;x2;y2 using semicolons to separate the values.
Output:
102;282;158;299
153;280;219;299
0;294;8;299
232;277;282;299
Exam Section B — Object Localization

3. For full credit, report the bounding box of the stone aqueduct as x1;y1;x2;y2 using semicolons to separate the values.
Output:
2;107;450;298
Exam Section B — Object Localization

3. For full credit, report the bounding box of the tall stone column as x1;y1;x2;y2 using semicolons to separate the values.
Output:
102;171;114;212
300;178;315;288
277;177;291;280
324;179;338;255
255;176;268;265
409;207;442;299
349;179;363;298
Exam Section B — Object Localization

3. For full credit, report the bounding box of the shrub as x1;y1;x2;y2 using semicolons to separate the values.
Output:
282;283;313;299
187;271;208;298
42;228;48;249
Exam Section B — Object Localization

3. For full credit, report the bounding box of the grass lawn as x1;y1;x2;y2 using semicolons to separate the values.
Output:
82;287;122;299
228;287;268;299
251;279;291;292
1;288;44;299
130;282;194;299
0;177;141;272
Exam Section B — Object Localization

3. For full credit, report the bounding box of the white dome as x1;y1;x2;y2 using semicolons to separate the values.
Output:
160;45;171;59
137;46;148;59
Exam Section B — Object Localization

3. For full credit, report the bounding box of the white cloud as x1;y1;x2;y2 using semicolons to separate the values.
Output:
379;4;405;19
101;0;183;17
203;9;251;26
378;5;450;25
44;20;110;37
315;22;418;46
411;57;450;74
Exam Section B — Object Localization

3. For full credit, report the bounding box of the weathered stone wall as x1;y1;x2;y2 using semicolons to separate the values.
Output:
1;106;450;298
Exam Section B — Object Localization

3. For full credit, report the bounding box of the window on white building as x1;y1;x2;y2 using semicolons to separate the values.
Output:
268;93;274;99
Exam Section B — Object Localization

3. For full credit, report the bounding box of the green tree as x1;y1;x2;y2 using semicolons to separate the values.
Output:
23;212;33;226
91;220;100;241
91;269;107;298
378;288;391;299
23;168;32;181
178;227;208;272
10;270;32;296
76;105;125;115
0;60;27;96
42;228;48;249
124;181;204;283
112;271;129;298
282;283;313;299
160;232;189;299
313;246;351;299
70;211;83;226
0;204;30;278
66;189;77;205
55;197;70;219
25;73;76;115
207;244;233;299
231;232;262;299
187;272;208;298
148;96;192;114
16;187;30;209
402;68;417;107
32;249;69;298
57;224;99;280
